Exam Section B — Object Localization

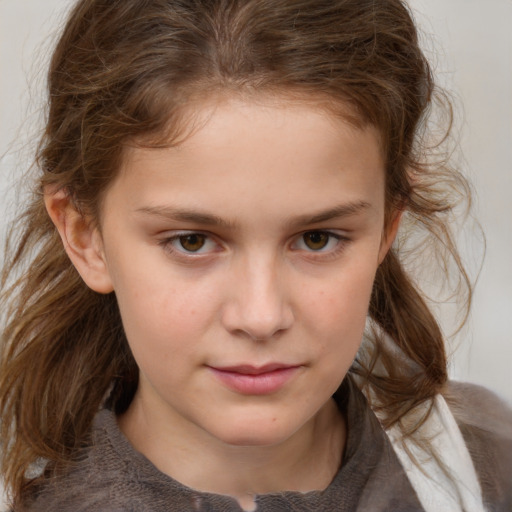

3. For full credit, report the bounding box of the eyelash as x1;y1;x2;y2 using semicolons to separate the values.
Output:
158;231;220;258
158;230;350;261
291;231;350;261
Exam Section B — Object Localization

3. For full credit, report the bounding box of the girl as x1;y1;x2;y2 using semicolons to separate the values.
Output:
1;0;511;511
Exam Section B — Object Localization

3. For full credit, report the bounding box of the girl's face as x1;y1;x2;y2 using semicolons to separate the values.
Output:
84;97;396;447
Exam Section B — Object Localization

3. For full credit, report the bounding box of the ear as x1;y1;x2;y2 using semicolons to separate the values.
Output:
44;188;114;294
378;209;402;264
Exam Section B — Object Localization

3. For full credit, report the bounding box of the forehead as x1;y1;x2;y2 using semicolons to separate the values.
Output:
129;89;379;152
111;96;386;226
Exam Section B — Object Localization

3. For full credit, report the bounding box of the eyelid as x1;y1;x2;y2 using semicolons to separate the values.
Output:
157;229;350;263
158;230;222;256
290;229;350;258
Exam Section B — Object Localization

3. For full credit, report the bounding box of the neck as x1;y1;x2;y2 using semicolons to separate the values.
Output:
119;395;346;511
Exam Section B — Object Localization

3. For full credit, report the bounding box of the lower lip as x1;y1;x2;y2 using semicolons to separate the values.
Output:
209;367;300;395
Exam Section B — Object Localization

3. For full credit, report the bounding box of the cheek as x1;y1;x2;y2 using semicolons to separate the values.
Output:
301;263;377;354
110;265;221;367
117;288;209;388
306;265;376;322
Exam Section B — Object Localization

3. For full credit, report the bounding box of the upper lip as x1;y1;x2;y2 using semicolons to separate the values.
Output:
209;363;300;375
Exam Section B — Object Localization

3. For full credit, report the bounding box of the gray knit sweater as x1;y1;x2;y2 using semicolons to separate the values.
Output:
19;381;512;511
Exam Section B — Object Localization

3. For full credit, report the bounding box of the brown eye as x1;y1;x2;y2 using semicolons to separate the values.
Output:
179;234;207;252
302;231;330;251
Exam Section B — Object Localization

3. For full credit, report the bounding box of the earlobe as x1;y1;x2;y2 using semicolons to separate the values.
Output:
44;188;114;294
378;209;403;264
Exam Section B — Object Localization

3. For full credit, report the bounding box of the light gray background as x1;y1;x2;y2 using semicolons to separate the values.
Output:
1;0;511;410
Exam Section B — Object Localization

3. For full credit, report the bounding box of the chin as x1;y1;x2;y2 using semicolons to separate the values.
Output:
210;416;300;448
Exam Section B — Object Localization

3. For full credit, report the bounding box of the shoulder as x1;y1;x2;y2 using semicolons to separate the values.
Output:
19;411;133;511
443;381;512;511
19;410;202;512
444;380;512;441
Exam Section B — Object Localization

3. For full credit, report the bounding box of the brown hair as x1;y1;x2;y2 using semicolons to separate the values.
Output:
0;0;470;503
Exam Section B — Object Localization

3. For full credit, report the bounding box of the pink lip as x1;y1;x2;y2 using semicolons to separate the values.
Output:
208;364;301;395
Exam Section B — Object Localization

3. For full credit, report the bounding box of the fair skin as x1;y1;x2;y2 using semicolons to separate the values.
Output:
46;96;400;510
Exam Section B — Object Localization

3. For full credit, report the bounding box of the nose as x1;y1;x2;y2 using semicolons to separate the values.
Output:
221;255;294;341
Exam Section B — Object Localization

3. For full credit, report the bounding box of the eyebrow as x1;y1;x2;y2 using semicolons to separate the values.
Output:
287;200;372;228
135;206;236;229
135;200;371;230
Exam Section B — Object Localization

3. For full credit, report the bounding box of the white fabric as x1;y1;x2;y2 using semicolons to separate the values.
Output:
357;323;487;510
380;394;486;512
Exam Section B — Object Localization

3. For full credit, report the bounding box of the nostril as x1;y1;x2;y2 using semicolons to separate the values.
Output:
220;264;294;340
221;305;294;341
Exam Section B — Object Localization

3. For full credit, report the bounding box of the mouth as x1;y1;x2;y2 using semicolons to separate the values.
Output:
207;363;302;395
212;363;299;375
